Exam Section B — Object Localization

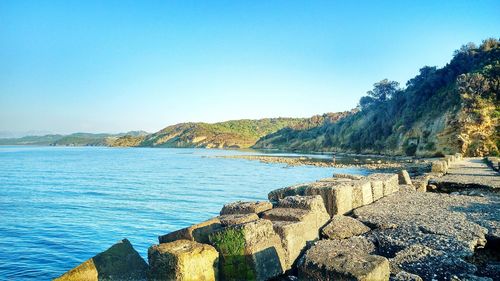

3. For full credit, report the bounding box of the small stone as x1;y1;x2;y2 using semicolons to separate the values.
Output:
148;240;219;281
391;271;423;281
321;215;371;240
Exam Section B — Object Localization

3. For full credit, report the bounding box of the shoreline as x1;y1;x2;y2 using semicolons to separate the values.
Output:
217;154;432;174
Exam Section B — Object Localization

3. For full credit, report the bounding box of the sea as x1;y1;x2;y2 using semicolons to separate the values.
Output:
0;146;368;279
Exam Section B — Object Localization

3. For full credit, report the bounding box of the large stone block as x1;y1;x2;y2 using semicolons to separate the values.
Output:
370;178;384;201
351;180;373;209
369;173;399;196
220;201;272;215
268;181;354;216
209;219;286;281
268;183;310;202
218;213;259;226
398;170;412;185
307;182;353;216
158;217;222;244
55;239;148;281
298;238;389;281
431;160;447;173
148;240;219;281
271;220;318;270
412;175;429;193
262;196;330;270
333;173;365;180
321;215;371;240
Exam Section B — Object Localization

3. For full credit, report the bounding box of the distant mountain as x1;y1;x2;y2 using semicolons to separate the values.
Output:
0;131;149;146
254;38;499;157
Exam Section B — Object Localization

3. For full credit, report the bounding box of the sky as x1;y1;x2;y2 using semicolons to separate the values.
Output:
0;0;499;135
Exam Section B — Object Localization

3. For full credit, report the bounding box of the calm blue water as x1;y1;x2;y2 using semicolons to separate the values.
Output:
0;146;368;280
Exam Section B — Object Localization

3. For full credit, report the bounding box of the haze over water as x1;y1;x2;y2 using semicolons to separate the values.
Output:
0;146;368;279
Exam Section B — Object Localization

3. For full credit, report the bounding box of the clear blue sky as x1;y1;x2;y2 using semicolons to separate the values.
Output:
1;0;499;134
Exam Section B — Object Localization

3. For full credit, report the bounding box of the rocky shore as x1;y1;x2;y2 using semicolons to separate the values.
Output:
218;154;431;174
55;154;500;281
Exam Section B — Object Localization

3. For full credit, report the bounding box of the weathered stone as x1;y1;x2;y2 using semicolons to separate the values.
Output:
308;182;353;216
271;220;317;270
399;184;416;192
333;173;365;180
218;213;259;226
398;170;412;185
317;177;353;183
220;201;272;215
432;160;448;173
298;238;389;281
158;217;222;244
55;239;147;281
268;181;356;216
352;190;500;279
148;239;219;281
263;196;330;270
321;215;371;240
275;194;328;213
390;271;423;281
412;175;429;193
352;180;373;209
445;154;457;164
390;245;476;281
209;219;286;280
370;178;384;201
369;173;399;196
261;208;311;222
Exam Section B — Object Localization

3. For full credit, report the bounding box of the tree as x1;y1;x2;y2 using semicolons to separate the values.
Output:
366;79;400;102
358;96;375;110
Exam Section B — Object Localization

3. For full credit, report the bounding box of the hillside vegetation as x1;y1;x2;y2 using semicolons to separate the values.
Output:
121;115;349;149
254;38;499;157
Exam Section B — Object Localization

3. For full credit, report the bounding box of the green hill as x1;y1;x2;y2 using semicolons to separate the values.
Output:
127;115;348;149
254;38;499;157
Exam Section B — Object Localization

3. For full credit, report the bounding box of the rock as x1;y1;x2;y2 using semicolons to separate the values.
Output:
218;213;259;226
321;215;371;240
317;177;353;183
399;184;416;192
369;173;399;196
431;160;448;173
445;154;457;165
220;201;272;215
275;194;329;214
390;271;423;281
398;170;412;185
390;244;477;281
148;239;219;281
412;175;429;193
333;173;365;180
352;180;374;209
307;182;353;216
370;177;385;201
268;181;354;216
352;190;500;279
54;239;148;281
158;217;222;244
263;195;330;270
209;219;286;280
298;238;389;281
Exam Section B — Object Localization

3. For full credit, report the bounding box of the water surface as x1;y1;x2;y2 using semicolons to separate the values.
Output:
0;146;368;279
